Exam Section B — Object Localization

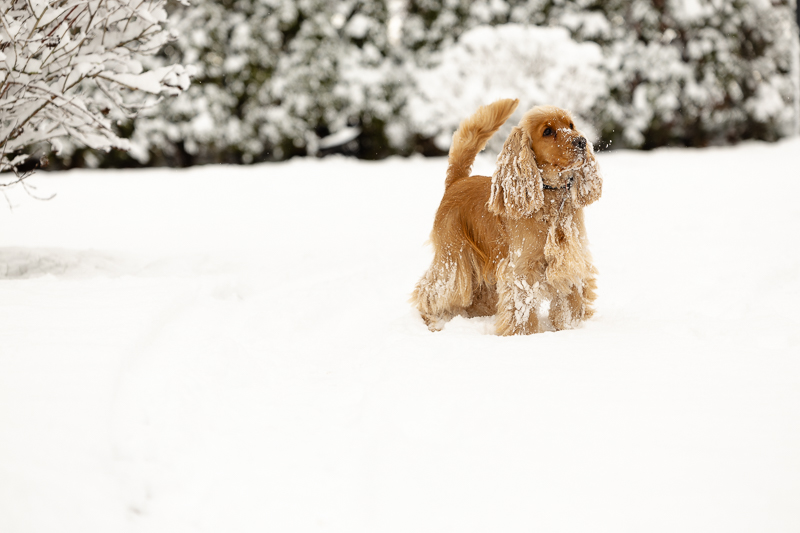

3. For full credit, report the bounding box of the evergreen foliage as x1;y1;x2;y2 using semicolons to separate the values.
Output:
401;0;799;149
48;0;800;168
125;0;406;166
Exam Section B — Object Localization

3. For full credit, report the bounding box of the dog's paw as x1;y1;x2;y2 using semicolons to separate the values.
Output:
421;312;449;332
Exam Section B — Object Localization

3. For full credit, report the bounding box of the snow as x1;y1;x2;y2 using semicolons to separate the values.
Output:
792;22;800;136
1;140;800;532
318;126;361;149
345;14;372;39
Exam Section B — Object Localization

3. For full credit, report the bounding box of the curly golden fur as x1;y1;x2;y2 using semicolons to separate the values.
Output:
412;98;603;335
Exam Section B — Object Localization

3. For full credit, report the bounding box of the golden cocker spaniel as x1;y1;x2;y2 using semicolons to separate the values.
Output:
412;98;603;335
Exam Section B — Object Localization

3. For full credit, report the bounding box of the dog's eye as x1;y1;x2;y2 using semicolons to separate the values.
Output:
570;123;574;129
543;127;553;137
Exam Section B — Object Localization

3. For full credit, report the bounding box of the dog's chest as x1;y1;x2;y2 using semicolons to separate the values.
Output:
540;204;592;288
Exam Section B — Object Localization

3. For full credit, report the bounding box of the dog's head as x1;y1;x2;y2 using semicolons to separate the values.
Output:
488;106;601;218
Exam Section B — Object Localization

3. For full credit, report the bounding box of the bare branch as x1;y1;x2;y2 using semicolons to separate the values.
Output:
0;0;192;200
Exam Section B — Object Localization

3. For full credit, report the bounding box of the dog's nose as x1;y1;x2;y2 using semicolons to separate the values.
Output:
572;136;587;151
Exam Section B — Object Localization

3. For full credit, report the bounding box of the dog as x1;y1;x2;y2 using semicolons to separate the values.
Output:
412;98;602;335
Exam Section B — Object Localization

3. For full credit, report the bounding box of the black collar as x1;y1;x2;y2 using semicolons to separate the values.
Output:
543;175;574;191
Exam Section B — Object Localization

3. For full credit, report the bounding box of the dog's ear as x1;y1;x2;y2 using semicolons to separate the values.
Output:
488;126;543;218
571;141;602;208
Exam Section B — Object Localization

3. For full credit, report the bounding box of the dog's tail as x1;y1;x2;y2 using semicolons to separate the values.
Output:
445;98;520;189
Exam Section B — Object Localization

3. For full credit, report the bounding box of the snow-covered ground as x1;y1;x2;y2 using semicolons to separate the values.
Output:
1;139;799;533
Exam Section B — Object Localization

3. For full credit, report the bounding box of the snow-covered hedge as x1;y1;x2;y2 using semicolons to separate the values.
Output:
405;0;800;149
121;0;408;166
408;25;606;152
596;0;800;147
0;0;193;180
45;0;800;167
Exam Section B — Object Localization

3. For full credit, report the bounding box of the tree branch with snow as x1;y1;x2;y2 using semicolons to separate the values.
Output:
0;0;193;189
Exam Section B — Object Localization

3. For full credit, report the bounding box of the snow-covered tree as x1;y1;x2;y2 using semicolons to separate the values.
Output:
0;0;193;185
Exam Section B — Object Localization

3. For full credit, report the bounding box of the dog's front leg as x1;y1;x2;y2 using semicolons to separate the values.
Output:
549;275;598;330
495;258;544;335
549;289;575;331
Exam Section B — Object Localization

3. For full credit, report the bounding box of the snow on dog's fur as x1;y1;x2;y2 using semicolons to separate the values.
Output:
412;98;603;335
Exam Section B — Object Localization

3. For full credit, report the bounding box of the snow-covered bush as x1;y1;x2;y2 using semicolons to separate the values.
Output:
403;0;800;149
408;24;606;152
42;0;799;168
122;0;271;166
0;0;193;183
590;0;800;147
400;0;474;65
128;0;407;165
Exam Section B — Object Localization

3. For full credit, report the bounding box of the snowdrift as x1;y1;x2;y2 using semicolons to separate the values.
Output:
1;140;799;532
